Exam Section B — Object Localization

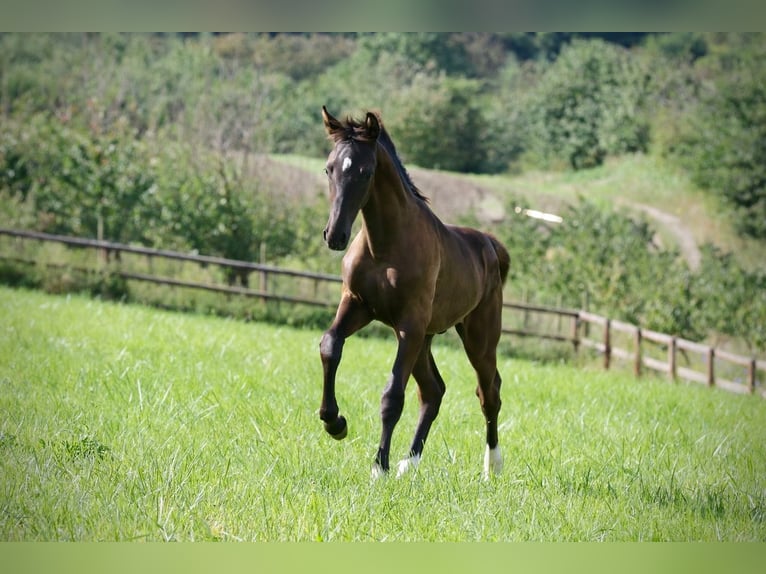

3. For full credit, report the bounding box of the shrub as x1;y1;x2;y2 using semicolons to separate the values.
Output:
666;41;766;239
388;74;488;173
691;245;766;350
0;114;160;244
490;199;706;340
522;39;650;170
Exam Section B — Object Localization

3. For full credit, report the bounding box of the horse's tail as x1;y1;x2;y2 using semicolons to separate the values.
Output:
488;234;510;286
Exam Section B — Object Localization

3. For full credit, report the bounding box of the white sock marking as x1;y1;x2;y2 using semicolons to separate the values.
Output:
371;462;386;480
483;445;503;480
395;454;421;478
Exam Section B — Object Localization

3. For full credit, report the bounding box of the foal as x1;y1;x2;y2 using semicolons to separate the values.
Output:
317;107;510;479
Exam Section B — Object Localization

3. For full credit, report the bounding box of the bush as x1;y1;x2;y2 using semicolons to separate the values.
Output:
152;146;325;284
522;39;650;170
691;245;766;350
490;199;708;341
387;74;488;173
666;41;766;239
546;201;694;334
488;197;766;351
0;113;330;277
0;114;160;244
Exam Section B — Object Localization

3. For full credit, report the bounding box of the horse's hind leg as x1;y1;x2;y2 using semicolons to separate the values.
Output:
396;335;446;477
456;297;504;479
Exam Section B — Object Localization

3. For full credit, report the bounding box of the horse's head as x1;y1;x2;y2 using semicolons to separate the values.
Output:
321;106;381;251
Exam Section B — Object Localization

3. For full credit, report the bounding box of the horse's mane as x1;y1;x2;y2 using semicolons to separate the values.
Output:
329;113;429;203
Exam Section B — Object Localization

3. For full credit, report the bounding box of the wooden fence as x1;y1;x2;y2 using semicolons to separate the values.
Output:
1;227;764;398
0;227;341;308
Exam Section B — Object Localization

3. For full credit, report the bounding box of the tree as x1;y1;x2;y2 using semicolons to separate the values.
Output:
667;37;766;239
357;33;475;77
1;114;159;245
389;74;488;172
523;39;650;170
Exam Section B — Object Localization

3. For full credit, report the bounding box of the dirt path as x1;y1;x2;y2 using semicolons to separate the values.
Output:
629;202;702;269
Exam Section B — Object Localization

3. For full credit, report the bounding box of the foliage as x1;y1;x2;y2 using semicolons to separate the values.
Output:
521;39;651;170
1;32;765;350
692;245;766;351
664;37;766;239
0;113;328;277
389;74;488;172
358;33;475;77
642;32;708;63
0;114;159;244
549;202;687;330
0;32;759;180
247;33;356;81
488;198;766;350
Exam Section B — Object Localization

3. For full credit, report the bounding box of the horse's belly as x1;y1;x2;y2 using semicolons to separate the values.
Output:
345;251;484;333
427;283;482;333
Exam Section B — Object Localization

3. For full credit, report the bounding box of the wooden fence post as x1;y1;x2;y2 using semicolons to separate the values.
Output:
748;359;756;394
522;288;529;330
571;315;580;354
259;243;268;304
634;327;642;378
706;348;715;387
604;318;611;370
669;337;677;382
97;213;106;267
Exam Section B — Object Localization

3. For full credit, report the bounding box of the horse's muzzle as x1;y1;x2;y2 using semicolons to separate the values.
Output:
324;227;349;251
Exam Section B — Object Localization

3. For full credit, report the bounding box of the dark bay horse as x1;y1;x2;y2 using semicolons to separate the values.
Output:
318;107;510;479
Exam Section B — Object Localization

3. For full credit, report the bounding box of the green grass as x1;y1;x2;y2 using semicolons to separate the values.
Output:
1;286;765;541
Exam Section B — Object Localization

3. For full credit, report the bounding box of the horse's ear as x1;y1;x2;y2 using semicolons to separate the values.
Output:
322;106;343;136
365;112;381;141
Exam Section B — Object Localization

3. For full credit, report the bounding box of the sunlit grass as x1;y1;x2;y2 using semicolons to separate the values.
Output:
1;286;764;541
269;153;326;175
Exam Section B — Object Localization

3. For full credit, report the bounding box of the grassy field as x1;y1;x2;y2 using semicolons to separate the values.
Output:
1;286;765;541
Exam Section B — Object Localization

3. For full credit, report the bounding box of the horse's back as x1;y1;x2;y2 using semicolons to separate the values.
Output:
444;225;509;291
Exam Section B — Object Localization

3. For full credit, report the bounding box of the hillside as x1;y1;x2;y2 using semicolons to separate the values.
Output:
1;33;763;355
268;152;766;272
3;33;764;259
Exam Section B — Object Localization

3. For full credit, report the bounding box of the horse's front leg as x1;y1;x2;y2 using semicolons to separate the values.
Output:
372;324;426;478
319;295;371;440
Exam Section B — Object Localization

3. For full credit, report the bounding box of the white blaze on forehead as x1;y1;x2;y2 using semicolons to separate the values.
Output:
341;156;353;172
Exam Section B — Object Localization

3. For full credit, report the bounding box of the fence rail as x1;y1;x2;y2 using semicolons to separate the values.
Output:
576;310;766;398
1;227;764;398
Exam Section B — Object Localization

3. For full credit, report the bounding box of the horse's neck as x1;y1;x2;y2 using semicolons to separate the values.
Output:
360;147;420;258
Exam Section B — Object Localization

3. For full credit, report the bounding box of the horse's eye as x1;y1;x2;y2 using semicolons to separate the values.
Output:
324;167;330;177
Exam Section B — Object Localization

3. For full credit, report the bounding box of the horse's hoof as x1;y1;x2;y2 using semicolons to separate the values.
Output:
395;454;421;478
324;416;348;440
371;463;387;480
